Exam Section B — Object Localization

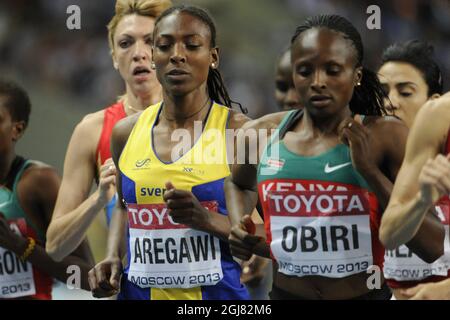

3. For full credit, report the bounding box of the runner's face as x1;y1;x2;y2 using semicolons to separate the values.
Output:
378;62;429;128
112;14;159;97
291;28;361;118
275;50;302;111
152;12;218;96
0;98;18;157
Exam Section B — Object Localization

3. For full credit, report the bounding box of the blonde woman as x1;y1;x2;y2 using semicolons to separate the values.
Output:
46;0;172;262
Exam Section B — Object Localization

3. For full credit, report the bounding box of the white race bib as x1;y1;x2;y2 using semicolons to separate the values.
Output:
0;219;36;298
384;203;450;281
268;190;373;278
127;202;223;289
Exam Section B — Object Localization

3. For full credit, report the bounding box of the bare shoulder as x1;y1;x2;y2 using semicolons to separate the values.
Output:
242;111;290;131
20;162;59;189
227;110;252;129
69;109;105;152
112;112;140;140
412;96;450;149
111;111;141;156
76;109;105;134
362;116;409;162
363;114;406;131
419;94;450;124
17;162;60;206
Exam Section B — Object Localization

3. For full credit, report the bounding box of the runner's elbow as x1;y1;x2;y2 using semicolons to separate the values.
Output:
379;232;396;251
379;219;398;250
45;240;65;262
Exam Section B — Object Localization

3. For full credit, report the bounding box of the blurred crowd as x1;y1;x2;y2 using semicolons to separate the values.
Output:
0;0;449;118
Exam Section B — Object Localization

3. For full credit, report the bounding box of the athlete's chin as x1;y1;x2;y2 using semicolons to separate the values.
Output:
131;79;158;92
305;104;338;117
165;83;194;97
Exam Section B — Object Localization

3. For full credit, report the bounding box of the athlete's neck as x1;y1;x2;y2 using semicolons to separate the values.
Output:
160;89;211;129
124;86;162;115
0;152;16;185
303;107;352;136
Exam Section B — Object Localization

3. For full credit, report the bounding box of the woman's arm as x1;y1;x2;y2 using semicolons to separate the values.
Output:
339;117;407;211
225;164;270;259
341;115;444;262
226;115;285;259
46;114;116;261
11;165;94;290
400;278;450;300
380;101;448;260
88;115;137;298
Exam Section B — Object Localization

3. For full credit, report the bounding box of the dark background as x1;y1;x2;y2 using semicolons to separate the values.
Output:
0;0;449;171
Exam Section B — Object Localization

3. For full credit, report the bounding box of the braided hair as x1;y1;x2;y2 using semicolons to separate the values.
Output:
153;5;246;113
291;14;388;116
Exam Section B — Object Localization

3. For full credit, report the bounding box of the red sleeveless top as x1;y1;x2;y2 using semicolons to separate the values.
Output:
95;102;126;167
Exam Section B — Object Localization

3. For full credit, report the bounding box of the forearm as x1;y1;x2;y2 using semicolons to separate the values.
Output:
405;211;445;263
106;206;128;260
224;177;270;258
437;278;450;298
380;192;433;249
202;211;231;241
46;191;106;261
360;166;393;211
224;176;257;227
14;239;93;290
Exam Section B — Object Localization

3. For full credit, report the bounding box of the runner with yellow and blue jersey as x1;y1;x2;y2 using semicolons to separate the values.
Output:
117;101;249;300
88;5;251;300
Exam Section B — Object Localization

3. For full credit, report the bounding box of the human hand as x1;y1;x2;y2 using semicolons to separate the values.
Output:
164;181;211;230
0;213;27;254
400;280;450;300
228;215;265;261
338;118;376;175
240;255;270;287
97;158;117;205
418;154;450;206
88;256;123;298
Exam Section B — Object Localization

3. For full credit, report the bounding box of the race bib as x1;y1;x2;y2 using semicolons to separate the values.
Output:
127;202;223;289
384;203;450;281
268;190;373;278
0;219;36;298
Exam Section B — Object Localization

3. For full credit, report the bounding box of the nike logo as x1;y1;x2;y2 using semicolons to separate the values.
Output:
324;162;352;173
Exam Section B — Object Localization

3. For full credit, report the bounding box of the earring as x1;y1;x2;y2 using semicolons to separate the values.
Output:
151;62;156;70
357;82;361;86
211;63;216;68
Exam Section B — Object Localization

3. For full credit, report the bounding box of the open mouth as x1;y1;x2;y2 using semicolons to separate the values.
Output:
133;66;150;76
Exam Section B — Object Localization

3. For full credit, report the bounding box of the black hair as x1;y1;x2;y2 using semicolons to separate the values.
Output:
381;40;443;96
0;79;31;128
153;4;246;113
291;14;388;116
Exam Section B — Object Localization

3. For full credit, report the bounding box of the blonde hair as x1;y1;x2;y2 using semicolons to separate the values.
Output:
107;0;172;54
